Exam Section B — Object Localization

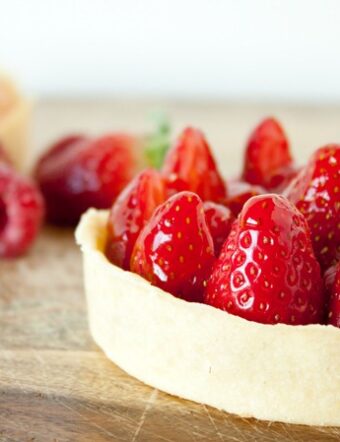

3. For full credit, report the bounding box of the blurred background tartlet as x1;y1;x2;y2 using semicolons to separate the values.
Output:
0;72;30;170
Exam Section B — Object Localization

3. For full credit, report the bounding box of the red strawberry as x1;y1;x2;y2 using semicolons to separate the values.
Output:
242;117;293;190
162;127;227;203
105;169;165;270
225;180;265;216
204;194;325;325
324;262;340;327
266;164;300;193
35;133;140;225
0;163;45;257
131;191;215;302
35;134;87;167
285;145;340;271
203;201;234;256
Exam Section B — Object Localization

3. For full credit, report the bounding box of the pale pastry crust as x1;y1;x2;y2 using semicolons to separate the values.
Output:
0;73;30;170
76;209;340;426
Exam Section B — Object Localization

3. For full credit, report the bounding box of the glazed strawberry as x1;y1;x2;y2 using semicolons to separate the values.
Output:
105;169;165;270
204;194;325;325
35;133;139;225
162;127;227;203
0;164;44;257
203;202;234;256
225;180;265;216
242;117;293;190
266;164;300;193
324;262;340;327
131;191;215;302
286;145;340;271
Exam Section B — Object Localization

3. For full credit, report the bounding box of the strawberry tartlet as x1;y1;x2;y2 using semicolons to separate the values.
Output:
76;120;340;426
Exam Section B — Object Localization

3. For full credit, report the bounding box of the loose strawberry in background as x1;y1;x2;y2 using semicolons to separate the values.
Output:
242;117;294;191
225;180;265;216
105;169;165;270
162;127;227;203
324;262;340;328
35;134;87;169
285;145;340;271
204;194;325;325
131;191;215;302
203;202;234;256
0;163;44;258
35;133;140;225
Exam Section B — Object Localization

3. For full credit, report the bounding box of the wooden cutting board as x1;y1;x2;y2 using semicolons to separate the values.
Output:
1;100;340;441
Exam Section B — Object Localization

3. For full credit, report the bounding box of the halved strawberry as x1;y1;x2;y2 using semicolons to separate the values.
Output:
131;191;215;302
225;180;265;216
162;127;227;203
203;201;234;256
324;262;340;327
242;117;293;190
105;169;165;270
286;145;340;271
204;194;325;325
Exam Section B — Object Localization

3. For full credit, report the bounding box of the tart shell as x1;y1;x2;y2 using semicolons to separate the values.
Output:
76;208;340;427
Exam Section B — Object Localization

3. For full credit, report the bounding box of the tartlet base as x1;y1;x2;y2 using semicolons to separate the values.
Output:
76;209;340;427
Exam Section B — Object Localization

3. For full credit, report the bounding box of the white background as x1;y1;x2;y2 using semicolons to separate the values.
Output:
1;0;340;102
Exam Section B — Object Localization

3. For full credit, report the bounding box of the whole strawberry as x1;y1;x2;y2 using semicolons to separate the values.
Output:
35;133;140;225
242;117;294;191
131;191;215;302
203;201;234;256
162;127;227;203
285;145;340;271
105;169;165;270
204;194;325;325
324;262;340;327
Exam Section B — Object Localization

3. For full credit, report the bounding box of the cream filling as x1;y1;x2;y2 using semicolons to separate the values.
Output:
76;208;340;427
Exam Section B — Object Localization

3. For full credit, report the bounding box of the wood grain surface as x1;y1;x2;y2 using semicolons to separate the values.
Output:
1;100;340;441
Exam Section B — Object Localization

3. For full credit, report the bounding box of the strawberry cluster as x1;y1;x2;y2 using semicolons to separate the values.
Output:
3;114;338;329
105;118;340;328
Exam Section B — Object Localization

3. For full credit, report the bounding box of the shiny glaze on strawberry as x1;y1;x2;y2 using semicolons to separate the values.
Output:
106;169;165;270
203;201;234;256
162;127;227;203
242;117;293;190
131;191;215;302
286;145;340;270
205;194;325;325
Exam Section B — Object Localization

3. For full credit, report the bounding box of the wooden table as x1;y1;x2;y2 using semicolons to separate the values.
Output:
1;100;340;441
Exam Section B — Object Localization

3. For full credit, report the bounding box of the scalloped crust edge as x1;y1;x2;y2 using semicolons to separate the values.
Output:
75;208;340;426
